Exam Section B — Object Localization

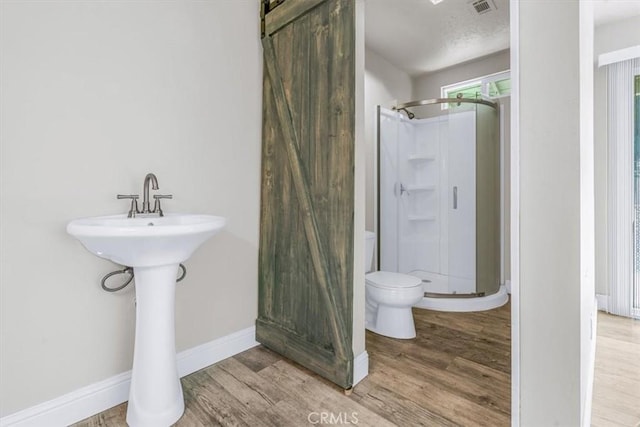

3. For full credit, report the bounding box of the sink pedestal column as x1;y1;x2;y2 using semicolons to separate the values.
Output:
126;264;184;427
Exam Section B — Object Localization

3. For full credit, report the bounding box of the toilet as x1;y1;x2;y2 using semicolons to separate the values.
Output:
365;231;424;339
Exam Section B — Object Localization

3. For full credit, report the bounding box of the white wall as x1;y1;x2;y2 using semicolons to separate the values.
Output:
517;1;594;425
593;15;640;297
364;48;412;234
0;0;262;417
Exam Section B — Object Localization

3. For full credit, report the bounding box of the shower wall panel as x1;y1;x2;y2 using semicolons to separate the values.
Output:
399;118;442;276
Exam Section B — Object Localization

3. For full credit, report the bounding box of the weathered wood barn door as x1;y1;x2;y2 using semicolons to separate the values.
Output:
257;0;355;389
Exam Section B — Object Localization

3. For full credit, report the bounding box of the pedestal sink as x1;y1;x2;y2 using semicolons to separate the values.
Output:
67;213;226;426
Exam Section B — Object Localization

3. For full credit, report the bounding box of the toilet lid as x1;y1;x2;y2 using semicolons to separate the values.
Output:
365;271;423;289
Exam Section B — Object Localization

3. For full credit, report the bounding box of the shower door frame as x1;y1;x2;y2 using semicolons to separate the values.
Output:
375;98;500;298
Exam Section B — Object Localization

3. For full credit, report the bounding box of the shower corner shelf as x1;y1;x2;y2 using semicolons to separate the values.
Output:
408;215;436;221
408;154;436;161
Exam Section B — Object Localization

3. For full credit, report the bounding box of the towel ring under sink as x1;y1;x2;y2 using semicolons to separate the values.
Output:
101;264;186;292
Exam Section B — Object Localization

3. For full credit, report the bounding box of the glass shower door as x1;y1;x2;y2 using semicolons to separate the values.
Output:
378;107;400;273
474;102;501;297
446;107;477;295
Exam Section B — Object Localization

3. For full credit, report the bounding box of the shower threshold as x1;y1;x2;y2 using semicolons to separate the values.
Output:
423;291;486;299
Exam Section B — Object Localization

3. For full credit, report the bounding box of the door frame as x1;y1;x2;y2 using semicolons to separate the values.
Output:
509;0;520;424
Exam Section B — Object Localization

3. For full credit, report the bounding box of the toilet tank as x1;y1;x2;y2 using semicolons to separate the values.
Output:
365;231;376;273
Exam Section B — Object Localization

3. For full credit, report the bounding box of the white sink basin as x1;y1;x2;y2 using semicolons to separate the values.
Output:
67;213;226;267
67;212;225;427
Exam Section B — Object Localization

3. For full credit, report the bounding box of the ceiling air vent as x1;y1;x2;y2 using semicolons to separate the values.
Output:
469;0;497;15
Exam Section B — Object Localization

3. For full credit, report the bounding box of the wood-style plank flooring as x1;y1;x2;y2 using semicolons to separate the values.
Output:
591;312;640;427
75;302;511;426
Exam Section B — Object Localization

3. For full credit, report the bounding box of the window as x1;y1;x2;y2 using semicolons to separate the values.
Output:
441;70;511;109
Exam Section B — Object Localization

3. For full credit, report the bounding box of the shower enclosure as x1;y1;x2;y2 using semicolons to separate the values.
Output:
377;97;508;311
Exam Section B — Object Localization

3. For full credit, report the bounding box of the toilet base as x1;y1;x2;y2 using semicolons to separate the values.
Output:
366;305;416;339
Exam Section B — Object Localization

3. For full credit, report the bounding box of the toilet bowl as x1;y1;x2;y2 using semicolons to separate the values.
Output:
364;232;423;339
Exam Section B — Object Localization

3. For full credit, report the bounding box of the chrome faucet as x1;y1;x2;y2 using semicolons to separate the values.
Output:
142;173;159;214
117;173;172;217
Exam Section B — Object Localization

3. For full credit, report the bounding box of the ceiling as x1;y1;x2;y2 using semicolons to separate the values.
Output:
593;0;640;26
365;0;640;77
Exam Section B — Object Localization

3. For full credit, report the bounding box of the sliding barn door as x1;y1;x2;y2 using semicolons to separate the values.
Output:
257;0;355;388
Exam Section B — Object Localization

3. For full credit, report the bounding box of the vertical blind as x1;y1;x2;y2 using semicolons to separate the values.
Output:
607;56;640;318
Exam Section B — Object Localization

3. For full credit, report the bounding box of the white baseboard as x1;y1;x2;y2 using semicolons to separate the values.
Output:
595;294;609;312
582;301;598;427
176;326;259;378
352;351;369;386
0;326;259;427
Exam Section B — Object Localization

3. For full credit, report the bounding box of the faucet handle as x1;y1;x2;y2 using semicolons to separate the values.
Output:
117;194;140;218
153;194;172;217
